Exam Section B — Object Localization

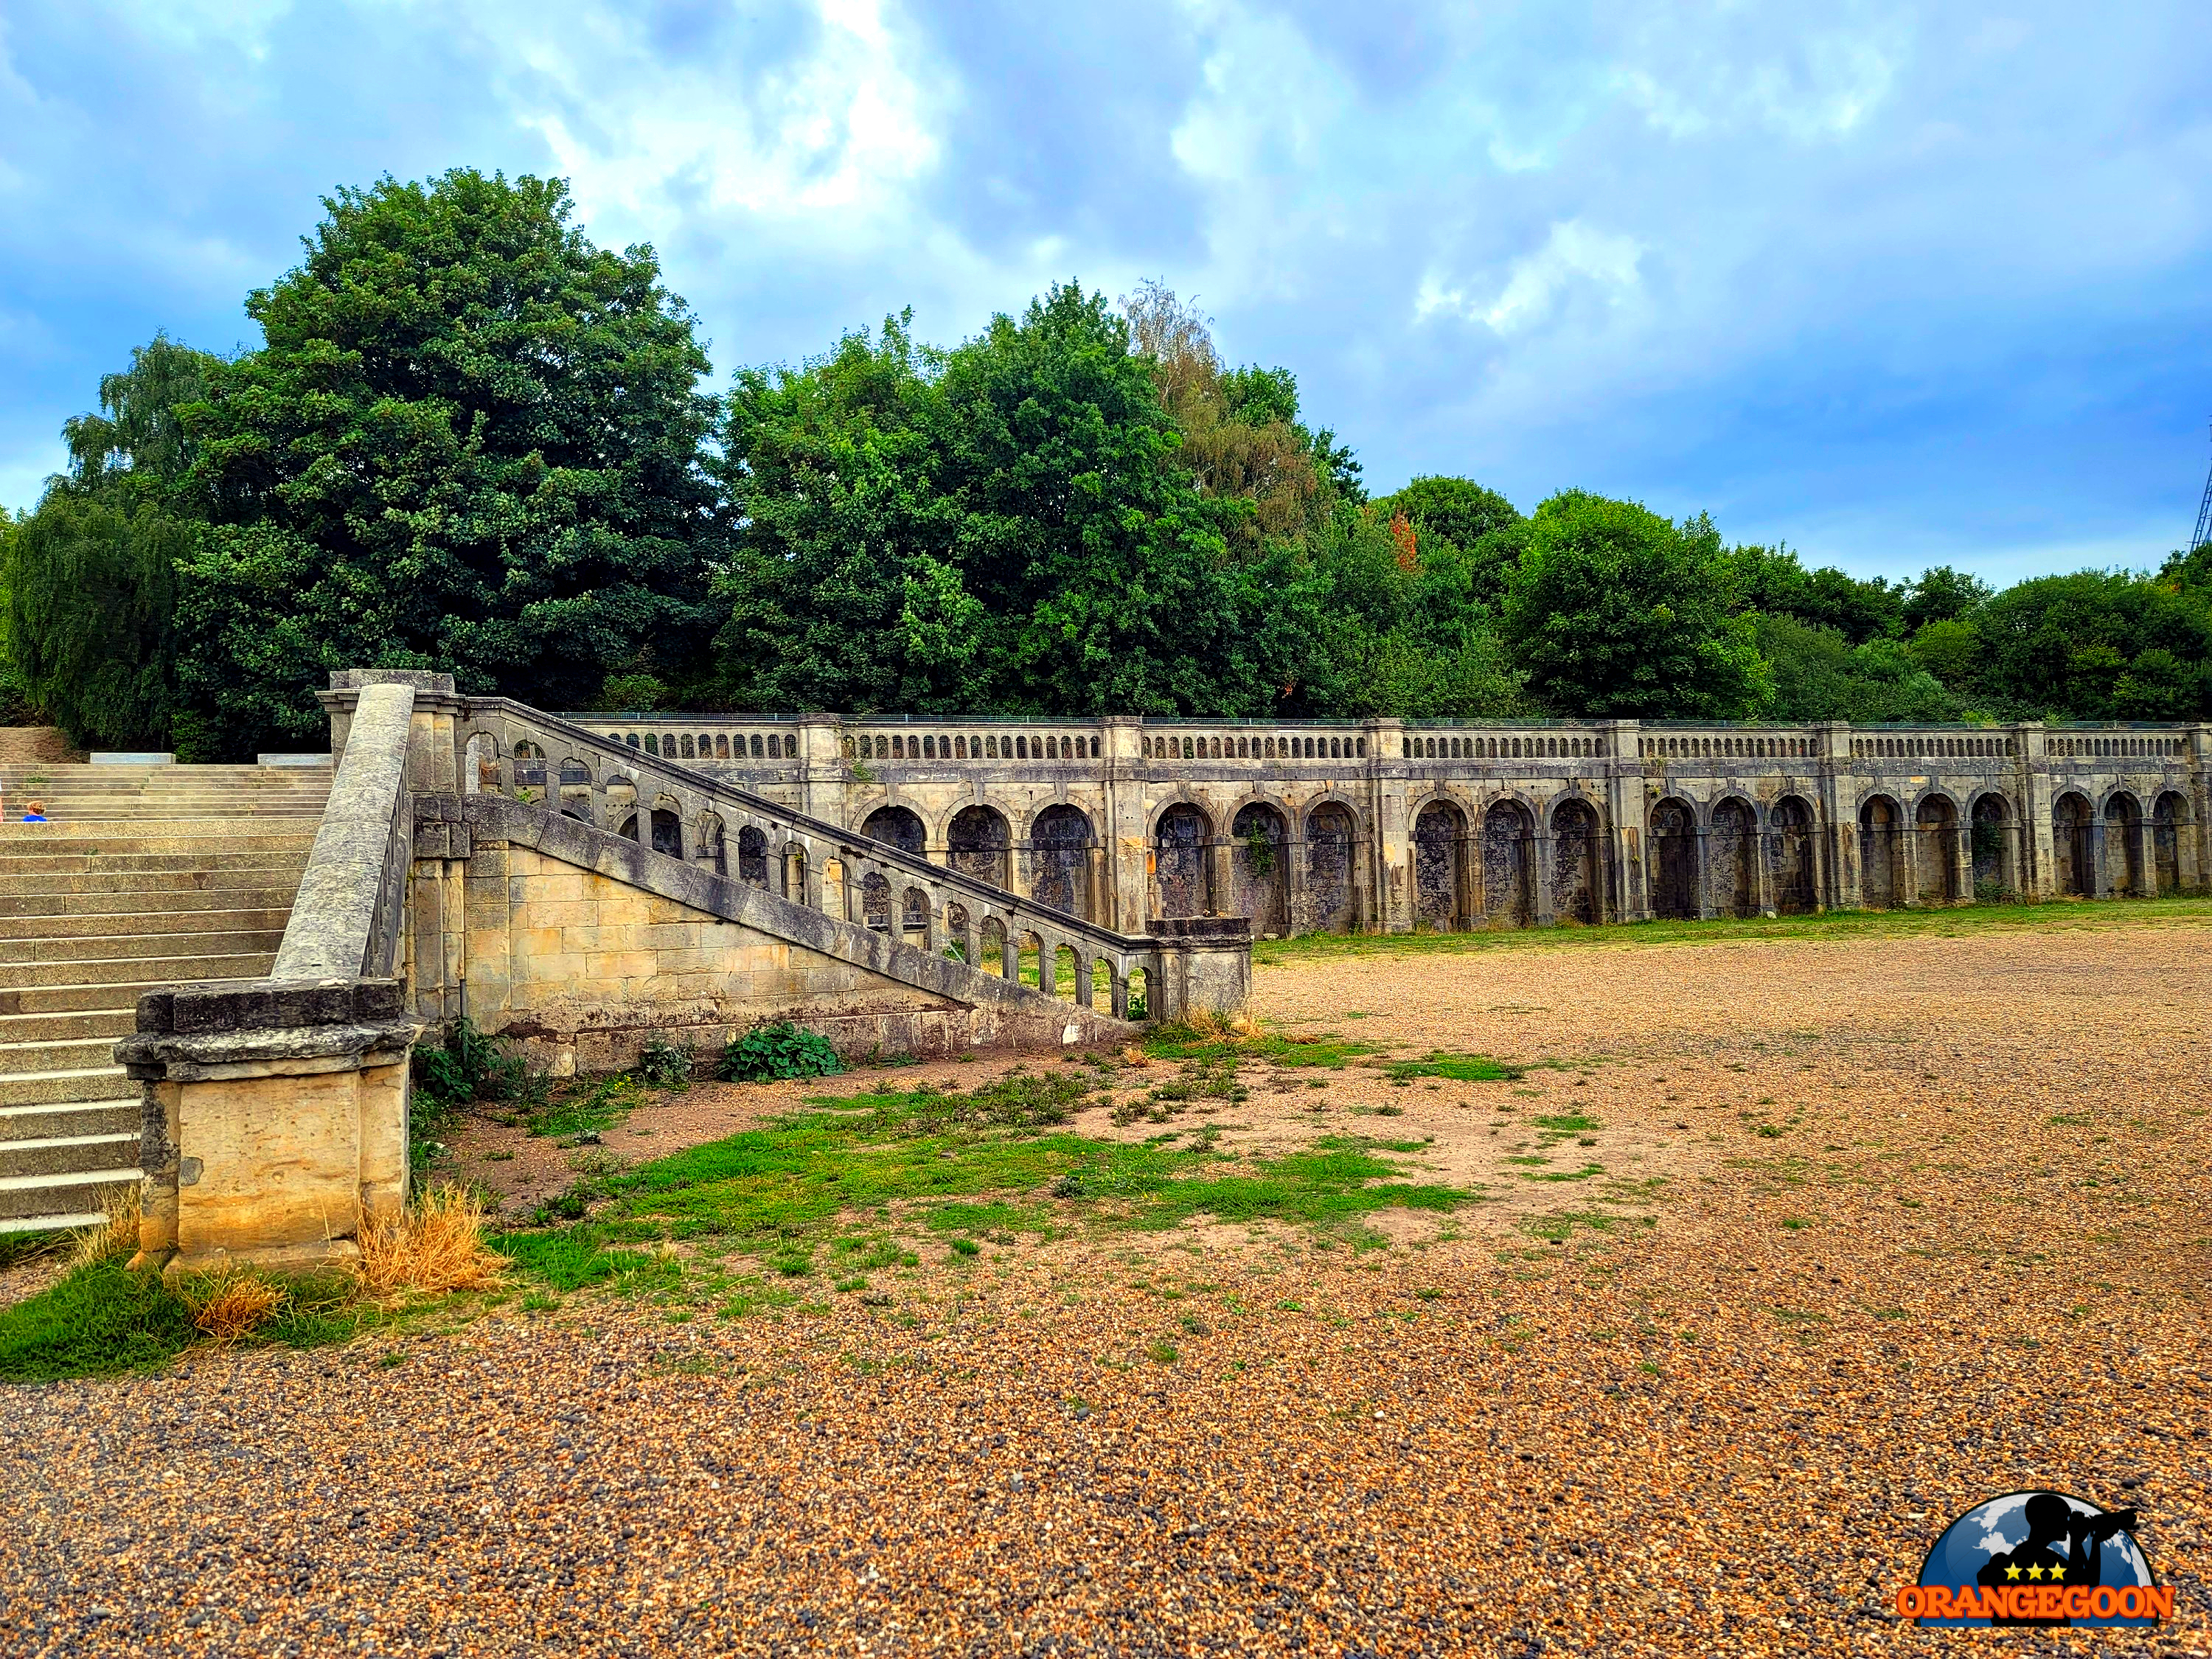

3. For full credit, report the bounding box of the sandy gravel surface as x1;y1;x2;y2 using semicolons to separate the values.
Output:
7;917;2212;1657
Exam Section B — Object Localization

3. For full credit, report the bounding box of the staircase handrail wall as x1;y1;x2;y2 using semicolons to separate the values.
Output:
273;679;419;981
453;695;1167;963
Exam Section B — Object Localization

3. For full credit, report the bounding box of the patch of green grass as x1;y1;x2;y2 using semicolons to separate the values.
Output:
0;1258;198;1382
1533;1113;1601;1135
1522;1162;1605;1183
1252;896;2212;967
1147;1339;1180;1365
1141;1023;1380;1069
1385;1053;1526;1082
530;1074;644;1140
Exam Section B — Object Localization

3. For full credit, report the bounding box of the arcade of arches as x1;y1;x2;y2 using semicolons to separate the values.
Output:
501;719;2211;938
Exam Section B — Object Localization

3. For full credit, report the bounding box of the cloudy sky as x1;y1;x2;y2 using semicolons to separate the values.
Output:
4;1;2209;582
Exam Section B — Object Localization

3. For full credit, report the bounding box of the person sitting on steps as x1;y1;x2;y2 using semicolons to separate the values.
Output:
20;799;46;822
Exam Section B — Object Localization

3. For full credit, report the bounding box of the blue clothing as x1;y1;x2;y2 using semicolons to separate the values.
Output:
20;812;44;822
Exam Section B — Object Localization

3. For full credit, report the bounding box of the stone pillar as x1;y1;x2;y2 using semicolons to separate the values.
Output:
1602;719;1649;923
1366;718;1411;933
1753;813;1777;918
120;981;421;1274
1531;827;1557;926
1101;717;1150;935
1206;838;1233;918
2090;812;2112;900
796;714;844;824
1815;722;1854;909
2017;723;2054;899
1694;826;1717;919
1147;918;1251;1018
2188;725;2212;893
1899;809;1921;905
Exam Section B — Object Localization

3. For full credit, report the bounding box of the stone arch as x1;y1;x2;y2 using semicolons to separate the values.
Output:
859;869;894;933
510;739;546;798
694;813;727;877
1153;802;1211;919
1229;801;1289;934
861;804;928;858
2104;790;2144;897
647;804;684;860
1649;796;1700;919
900;885;932;946
1709;796;1758;917
1913;792;1958;903
1482;798;1536;927
464;729;504;794
978;914;1009;977
1549;796;1601;923
1769;794;1816;915
1859;794;1902;910
947;804;1011;888
556;757;594;819
2153;790;2188;894
1030;804;1096;919
1968;790;2014;898
1412;798;1469;930
737;824;770;888
1304;801;1359;933
2053;791;2094;897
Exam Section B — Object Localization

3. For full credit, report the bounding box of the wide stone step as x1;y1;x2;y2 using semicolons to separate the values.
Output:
0;886;305;918
0;1097;138;1143
0;981;184;1018
0;1036;114;1077
0;927;288;966
0;951;276;991
0;830;322;855
0;1066;131;1109
0;1130;140;1178
0;859;310;895
0;1008;136;1045
0;1166;142;1224
0;851;316;877
0;906;294;942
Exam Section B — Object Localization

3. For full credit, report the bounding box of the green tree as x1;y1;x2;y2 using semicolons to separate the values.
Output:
1975;571;2212;720
1901;564;1992;633
182;169;722;753
1756;615;1962;723
716;286;1279;717
1500;491;1770;717
2;335;220;749
1720;542;1903;643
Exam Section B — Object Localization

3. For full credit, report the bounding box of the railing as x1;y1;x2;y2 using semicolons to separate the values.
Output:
457;699;1187;1019
274;680;420;980
1848;731;2014;761
1405;728;1608;762
1638;730;1819;761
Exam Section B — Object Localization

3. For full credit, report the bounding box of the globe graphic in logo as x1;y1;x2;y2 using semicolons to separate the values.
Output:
1917;1491;2161;1629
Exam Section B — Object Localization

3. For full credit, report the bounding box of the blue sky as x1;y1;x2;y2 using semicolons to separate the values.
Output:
4;1;2210;584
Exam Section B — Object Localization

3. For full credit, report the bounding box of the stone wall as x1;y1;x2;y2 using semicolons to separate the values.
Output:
409;795;1139;1076
520;713;2212;934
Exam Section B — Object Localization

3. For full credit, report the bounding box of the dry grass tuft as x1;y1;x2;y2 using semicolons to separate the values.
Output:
183;1267;286;1341
71;1186;142;1268
358;1184;506;1299
1181;1008;1265;1043
1118;1045;1151;1068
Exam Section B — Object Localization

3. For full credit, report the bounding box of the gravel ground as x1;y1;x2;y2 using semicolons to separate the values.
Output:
6;915;2211;1657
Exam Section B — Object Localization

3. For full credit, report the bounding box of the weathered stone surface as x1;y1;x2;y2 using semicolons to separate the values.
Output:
272;681;416;980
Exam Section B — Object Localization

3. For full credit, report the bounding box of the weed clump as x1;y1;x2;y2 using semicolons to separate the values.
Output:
718;1022;844;1082
182;1267;287;1341
358;1185;506;1298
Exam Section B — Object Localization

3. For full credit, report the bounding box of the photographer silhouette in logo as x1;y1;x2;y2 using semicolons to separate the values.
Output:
1976;1494;2138;1624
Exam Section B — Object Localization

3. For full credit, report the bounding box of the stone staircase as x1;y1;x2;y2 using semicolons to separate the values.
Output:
0;763;330;1234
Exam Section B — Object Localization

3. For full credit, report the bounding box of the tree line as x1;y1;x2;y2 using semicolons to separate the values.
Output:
6;168;2210;760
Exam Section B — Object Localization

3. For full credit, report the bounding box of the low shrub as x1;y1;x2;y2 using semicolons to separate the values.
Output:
717;1022;844;1082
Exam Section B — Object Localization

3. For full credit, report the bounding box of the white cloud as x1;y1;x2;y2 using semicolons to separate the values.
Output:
1415;220;1644;335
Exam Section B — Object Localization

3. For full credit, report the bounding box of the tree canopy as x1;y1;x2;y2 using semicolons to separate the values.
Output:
4;169;2208;754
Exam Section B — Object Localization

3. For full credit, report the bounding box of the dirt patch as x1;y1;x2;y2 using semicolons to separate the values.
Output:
0;726;86;765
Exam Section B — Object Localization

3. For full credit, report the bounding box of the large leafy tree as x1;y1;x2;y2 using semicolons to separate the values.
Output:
1500;492;1770;717
1972;571;2212;719
181;169;722;751
716;284;1280;716
2;335;217;749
